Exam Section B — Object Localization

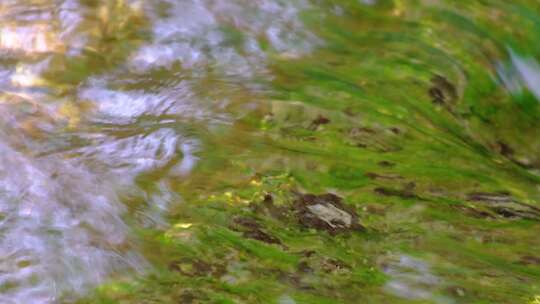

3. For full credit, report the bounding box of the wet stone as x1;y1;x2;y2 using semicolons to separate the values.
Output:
467;192;512;202
466;192;540;221
293;193;364;235
453;204;496;219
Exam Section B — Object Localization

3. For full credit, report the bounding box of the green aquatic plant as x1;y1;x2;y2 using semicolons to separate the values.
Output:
78;0;540;303
1;0;537;303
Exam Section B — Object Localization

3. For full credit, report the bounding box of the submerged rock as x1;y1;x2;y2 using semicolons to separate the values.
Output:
293;193;364;235
465;192;540;221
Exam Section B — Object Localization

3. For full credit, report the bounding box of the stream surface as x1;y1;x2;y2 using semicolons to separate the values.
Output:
0;1;539;303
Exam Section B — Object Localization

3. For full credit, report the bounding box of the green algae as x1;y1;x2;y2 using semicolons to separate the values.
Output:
73;1;540;304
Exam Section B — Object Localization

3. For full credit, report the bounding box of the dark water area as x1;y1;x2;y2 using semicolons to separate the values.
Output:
0;1;538;303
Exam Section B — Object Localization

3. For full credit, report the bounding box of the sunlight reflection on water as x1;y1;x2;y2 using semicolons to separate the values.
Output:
383;255;453;304
0;0;316;302
0;140;147;303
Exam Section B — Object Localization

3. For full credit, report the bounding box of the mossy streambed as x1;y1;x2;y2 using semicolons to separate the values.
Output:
76;1;539;303
0;0;538;303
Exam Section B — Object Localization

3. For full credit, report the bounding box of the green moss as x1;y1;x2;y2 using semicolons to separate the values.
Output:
77;1;540;303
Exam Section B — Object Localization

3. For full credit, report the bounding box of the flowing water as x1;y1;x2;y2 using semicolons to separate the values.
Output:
0;0;538;303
